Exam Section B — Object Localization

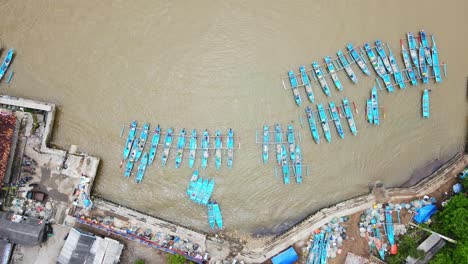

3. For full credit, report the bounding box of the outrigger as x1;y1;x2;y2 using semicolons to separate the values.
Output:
420;30;433;66
407;32;420;75
364;43;394;92
342;98;357;136
174;128;186;169
287;125;296;162
299;66;315;103
419;42;429;84
324;56;343;91
161;128;174;167
371;87;380;125
317;104;332;143
346;43;371;76
387;44;406;89
280;144;290;184
288;70;302;106
133;123;149;162
201;130;210;169
123;121;138;160
0;49;14;81
207;200;215;229
201;179;215;205
305;106;320;144
136;152;149;183
366;99;373;124
188;129;197;168
213;201;223;229
186;170;199;198
275;124;283;165
400;39;418;86
375;40;393;74
262;125;269;164
431;35;442;83
329;101;345;139
336;50;358;83
312;62;331;97
124;159;134;177
227;128;234;168
148;125;161;165
294;145;303;184
214;130;222;170
422;89;430;118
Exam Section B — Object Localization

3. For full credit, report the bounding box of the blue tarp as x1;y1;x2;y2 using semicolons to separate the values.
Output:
272;247;298;264
414;204;437;224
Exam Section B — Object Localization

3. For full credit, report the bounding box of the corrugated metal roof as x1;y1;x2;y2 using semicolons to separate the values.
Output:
0;113;16;184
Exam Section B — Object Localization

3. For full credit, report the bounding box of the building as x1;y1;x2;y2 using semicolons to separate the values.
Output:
406;233;446;264
0;111;18;185
0;212;45;246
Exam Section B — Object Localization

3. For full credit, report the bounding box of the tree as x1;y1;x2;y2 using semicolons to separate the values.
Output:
167;254;186;264
432;194;468;241
387;234;425;264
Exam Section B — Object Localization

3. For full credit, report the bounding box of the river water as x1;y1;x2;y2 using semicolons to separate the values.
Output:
1;0;466;234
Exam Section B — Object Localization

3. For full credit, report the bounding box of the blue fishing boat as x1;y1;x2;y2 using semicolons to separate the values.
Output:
346;43;371;76
422;89;430;118
136;152;149;183
123;121;137;160
262;125;269;164
0;49;14;81
134;123;149;162
190;177;203;201
188;129;197;168
324;56;343;91
419;42;429;84
227;128;234;168
366;99;373;124
385;209;397;254
207;201;215;229
213;201;223;229
420;30;433;66
174;128;186;169
305;106;320;144
336;50;358;83
312;62;331;97
214;130;222;170
342;98;357;136
281;145;290;184
299;66;315;103
161;128;174;167
431;35;442;83
186;170;199;197
148;125;161;165
317;104;332;143
124;159;134;177
371;87;380;125
375;40;393;74
287;125;296;162
294;145;302;184
201;179;215;205
400;39;418;86
364;43;386;77
407;32;420;73
329;101;345;139
196;179;209;204
387;45;406;89
288;70;302;106
275;124;283;165
201;130;210;169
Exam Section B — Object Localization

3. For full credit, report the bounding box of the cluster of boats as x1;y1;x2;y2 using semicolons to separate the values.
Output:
0;49;14;82
366;87;380;125
186;170;223;229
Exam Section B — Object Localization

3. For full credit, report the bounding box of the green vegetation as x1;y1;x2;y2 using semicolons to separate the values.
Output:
387;229;425;264
31;113;39;135
134;260;145;264
167;254;186;264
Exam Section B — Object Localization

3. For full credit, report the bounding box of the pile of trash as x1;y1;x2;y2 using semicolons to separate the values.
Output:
73;175;93;210
11;198;54;221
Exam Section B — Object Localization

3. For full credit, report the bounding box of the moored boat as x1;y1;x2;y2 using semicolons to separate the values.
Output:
337;50;358;83
213;201;223;229
366;99;373;124
371;87;380;125
419;42;429;84
123;121;138;160
196;179;209;204
136;152;149;183
188;129;197;168
190;178;203;201
281;144;290;184
0;49;14;81
407;32;420;73
275;124;283;165
161;128;174;167
400;39;418;86
134;123;150;162
312;62;331;97
287;125;296;162
226;128;234;168
422;89;430;118
207;201;215;229
294;145;303;184
420;30;433;66
305;106;320;144
324;56;343;91
201;130;210;169
148;125;161;165
124;159;134;177
288;70;302;106
186;170;199;197
346;43;371;76
174;128;186;169
317;104;332;143
364;43;386;77
387;45;406;89
201;179;215;205
431;35;442;83
262;125;269;164
299;66;315;103
329;101;345;139
375;40;393;74
342;98;357;136
215;130;222;170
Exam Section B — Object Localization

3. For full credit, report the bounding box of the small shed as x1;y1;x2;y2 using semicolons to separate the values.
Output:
0;212;45;246
406;234;446;264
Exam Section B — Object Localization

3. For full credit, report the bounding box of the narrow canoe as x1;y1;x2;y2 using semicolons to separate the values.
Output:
422;89;430;118
337;50;358;83
174;128;186;169
400;39;419;86
188;129;197;168
431;35;442;83
295;145;302;184
364;43;386;77
312;62;331;97
0;49;14;81
281;144;290;184
201;130;210;169
387;45;406;89
342;98;357;136
207;201;215;229
262;125;269;164
324;56;343;91
201;179;215;205
136;152;149;183
134;123;150;162
227;128;234;168
385;209;397;253
329;101;345;139
196;179;209;204
124;159;134;177
288;70;302;106
407;32;420;72
305;106;320;144
161;128;174;167
371;87;380;125
186;170;199;197
366;99;374;124
214;130;222;170
275;124;283;165
190;178;203;201
287;125;296;162
317;104;332;143
213;202;223;229
420;30;433;66
123;121;138;160
148;124;161;165
346;43;371;76
419;42;429;84
299;66;315;103
375;40;393;74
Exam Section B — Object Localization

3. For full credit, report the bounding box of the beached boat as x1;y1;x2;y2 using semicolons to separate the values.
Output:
281;144;290;184
407;32;420;72
214;130;222;170
305;106;320;144
196;179;209;204
134;123;149;162
207;201;215;229
124;159;134;177
364;43;386;77
371;87;380;125
420;30;433;66
174;128;186;169
287;125;296;162
262;125;269;164
201;130;210;169
288;70;302;106
136;152;149;183
190;177;203;201
275;124;283;165
385;209;397;254
312;62;331;97
317;104;332;143
294;145;302;184
342;98;357;136
329;101;345;139
299;66;315;103
422;89;430;118
400;39;418;86
419;42;429;84
346;43;371;76
336;50;358;83
213;201;223;229
123;121;137;160
387;45;406;89
375;40;393;74
324;56;343;91
148;125;161;165
227;129;234;168
188;129;197;168
201;179;215;205
0;49;14;81
431;35;442;83
161;128;174;167
366;99;373;124
186;170;199;197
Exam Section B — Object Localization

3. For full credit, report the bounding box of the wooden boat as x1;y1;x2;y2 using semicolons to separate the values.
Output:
262;125;269;164
375;40;393;74
385;209;397;254
299;66;315;103
213;201;223;229
400;39;418;86
366;99;373;124
134;123;149;162
329;101;345;139
186;170;199;197
227;128;234;168
136;152;149;183
214;130;222;170
0;49;14;81
419;42;429;84
201;130;210;169
201;179;215;205
288;70;302;106
188;129;197;168
371;87;380;125
275;124;283;165
207;201;215;229
123;121;138;160
422;89;430;118
148;124;161;165
287;125;296;162
336;50;358;83
317;104;332;143
196;179;209;204
364;43;386;77
305;106;320;144
346;43;371;76
294;145;302;184
281;144;290;184
407;32;420;72
420;30;433;66
124;159;134;177
161;128;174;167
174;128;186;169
342;98;357;136
190;178;203;201
431;35;442;83
312;62;331;97
324;56;343;91
387;45;406;89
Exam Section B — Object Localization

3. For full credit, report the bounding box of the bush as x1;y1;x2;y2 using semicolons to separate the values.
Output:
134;259;145;264
387;234;425;264
167;254;186;264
